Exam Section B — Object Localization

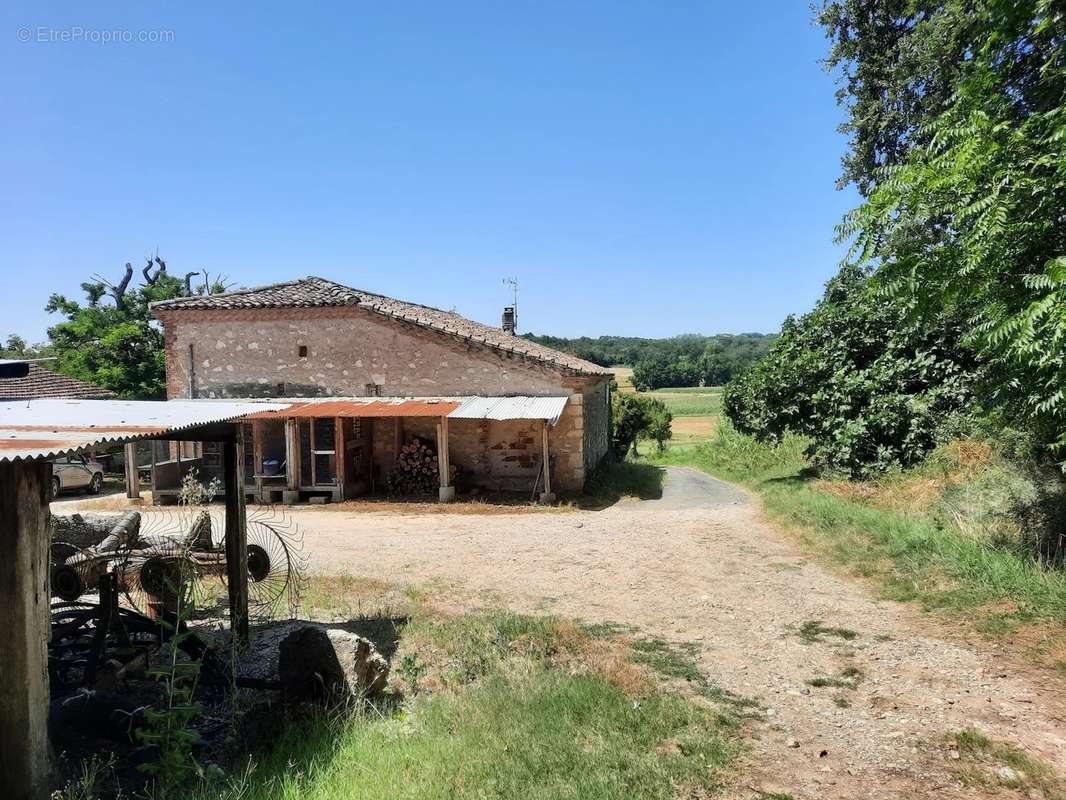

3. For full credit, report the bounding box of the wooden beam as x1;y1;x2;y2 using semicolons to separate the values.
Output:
334;416;346;500
124;442;139;499
0;460;52;800
436;417;454;501
151;423;236;443
223;428;249;644
542;422;552;497
284;418;298;490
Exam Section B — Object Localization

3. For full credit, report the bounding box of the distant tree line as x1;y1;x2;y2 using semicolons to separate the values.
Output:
522;332;777;389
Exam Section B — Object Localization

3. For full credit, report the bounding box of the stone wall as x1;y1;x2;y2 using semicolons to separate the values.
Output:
582;380;610;473
159;307;584;399
159;307;609;493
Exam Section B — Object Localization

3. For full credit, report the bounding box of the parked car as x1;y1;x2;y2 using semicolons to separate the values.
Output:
50;454;105;498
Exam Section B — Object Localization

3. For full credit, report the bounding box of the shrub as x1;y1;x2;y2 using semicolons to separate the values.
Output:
611;393;672;457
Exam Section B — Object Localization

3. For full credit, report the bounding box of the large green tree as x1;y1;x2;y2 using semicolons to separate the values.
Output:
45;259;227;399
724;266;979;478
822;0;1066;447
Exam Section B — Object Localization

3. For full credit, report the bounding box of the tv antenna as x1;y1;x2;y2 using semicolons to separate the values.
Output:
503;276;519;325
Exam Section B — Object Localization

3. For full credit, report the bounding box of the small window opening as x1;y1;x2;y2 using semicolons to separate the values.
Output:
298;345;308;358
365;383;382;397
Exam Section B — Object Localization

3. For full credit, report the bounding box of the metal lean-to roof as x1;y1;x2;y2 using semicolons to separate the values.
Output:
240;396;569;425
244;398;463;419
0;395;572;462
0;398;291;462
449;396;569;425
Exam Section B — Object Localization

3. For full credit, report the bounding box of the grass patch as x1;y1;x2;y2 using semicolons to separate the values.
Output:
627;637;761;719
795;620;859;644
948;728;1065;798
176;610;745;800
198;669;737;800
806;666;863;691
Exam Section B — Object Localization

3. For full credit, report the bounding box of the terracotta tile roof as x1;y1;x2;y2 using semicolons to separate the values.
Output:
0;363;116;400
151;276;611;377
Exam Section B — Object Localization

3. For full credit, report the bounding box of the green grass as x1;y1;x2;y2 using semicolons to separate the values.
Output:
795;620;859;644
807;666;864;691
643;387;723;417
195;671;736;800
180;611;744;800
626;637;761;718
949;728;1065;798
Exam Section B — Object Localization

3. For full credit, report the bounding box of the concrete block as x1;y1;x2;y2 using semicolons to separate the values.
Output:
282;490;300;505
309;495;330;505
539;492;557;505
438;485;456;502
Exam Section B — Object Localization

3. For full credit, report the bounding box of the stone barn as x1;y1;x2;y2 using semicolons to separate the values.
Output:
151;277;611;501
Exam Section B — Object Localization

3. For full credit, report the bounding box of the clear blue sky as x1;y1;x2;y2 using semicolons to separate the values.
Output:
1;1;857;343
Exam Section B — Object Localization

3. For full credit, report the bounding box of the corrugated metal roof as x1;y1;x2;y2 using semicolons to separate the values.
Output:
0;399;291;462
241;395;569;425
450;396;569;425
245;398;462;419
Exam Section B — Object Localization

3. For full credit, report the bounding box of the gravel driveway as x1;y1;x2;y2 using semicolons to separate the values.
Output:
56;467;1066;798
283;466;1066;799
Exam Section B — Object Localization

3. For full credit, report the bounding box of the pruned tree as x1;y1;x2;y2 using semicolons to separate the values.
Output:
45;256;233;399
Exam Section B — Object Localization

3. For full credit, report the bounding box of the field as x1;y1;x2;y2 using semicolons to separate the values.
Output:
614;368;723;448
644;386;722;417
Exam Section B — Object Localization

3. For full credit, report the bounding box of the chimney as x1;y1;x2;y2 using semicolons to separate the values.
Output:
501;306;517;335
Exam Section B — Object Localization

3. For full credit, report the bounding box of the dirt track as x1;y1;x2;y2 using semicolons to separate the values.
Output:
57;469;1066;798
282;467;1066;799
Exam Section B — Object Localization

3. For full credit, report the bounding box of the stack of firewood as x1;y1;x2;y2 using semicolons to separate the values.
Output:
384;436;457;495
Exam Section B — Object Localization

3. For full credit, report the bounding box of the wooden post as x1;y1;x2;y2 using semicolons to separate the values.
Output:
124;442;139;499
334;416;346;501
540;422;555;503
284;418;298;490
223;430;249;644
437;416;454;502
0;460;52;800
150;440;158;497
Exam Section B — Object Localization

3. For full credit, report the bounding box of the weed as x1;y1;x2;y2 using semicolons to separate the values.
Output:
629;637;761;719
398;652;425;694
796;620;859;644
53;753;117;800
630;637;704;683
807;666;863;691
136;471;218;793
832;696;851;708
948;728;1065;799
